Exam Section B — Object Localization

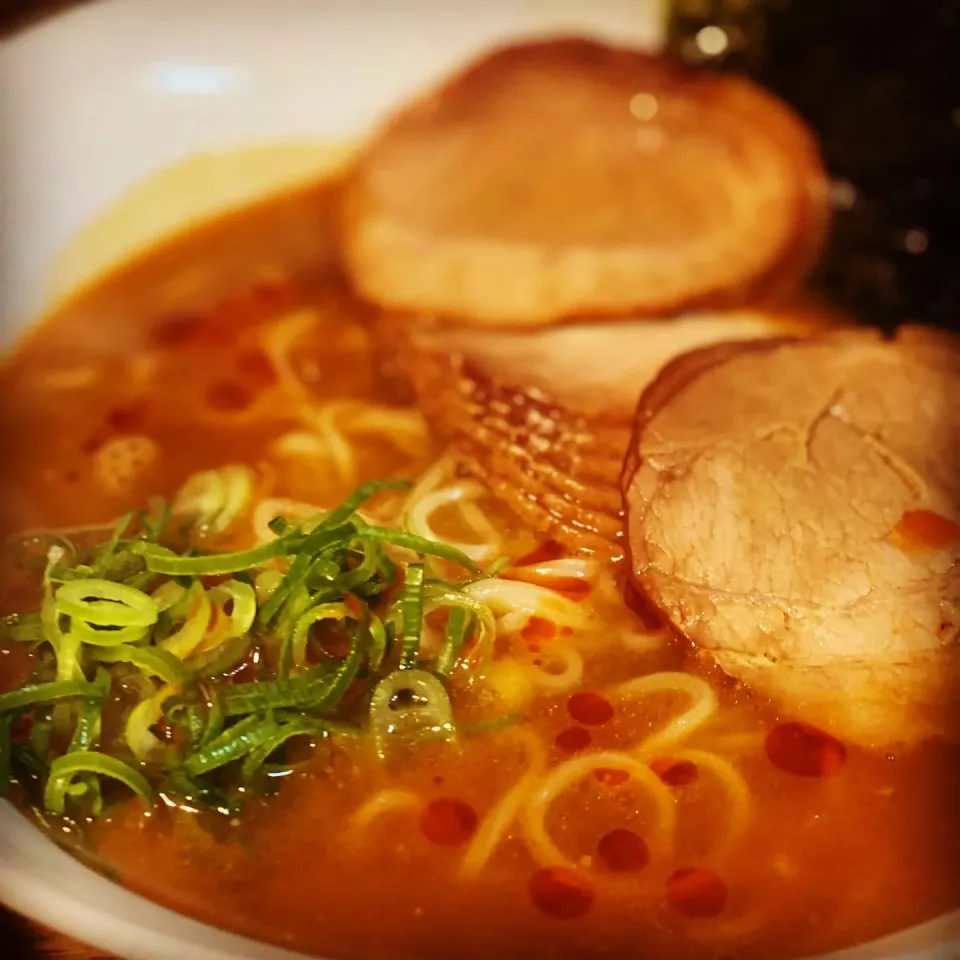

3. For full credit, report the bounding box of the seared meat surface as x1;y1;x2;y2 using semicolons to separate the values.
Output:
623;327;960;747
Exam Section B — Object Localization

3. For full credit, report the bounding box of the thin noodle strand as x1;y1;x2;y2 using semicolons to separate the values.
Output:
670;748;752;862
613;672;718;755
460;729;547;878
522;750;677;868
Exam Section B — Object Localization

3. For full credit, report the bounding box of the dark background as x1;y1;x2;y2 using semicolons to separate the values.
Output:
0;0;958;958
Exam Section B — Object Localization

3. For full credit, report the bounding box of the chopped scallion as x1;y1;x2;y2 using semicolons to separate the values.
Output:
44;752;153;814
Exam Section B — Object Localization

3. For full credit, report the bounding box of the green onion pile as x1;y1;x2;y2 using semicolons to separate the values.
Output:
0;479;496;819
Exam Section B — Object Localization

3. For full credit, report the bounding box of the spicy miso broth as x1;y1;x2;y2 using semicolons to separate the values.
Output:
0;223;956;960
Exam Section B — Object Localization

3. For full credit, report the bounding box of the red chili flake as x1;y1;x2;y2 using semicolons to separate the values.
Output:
665;867;728;918
765;722;847;778
597;829;649;873
515;540;566;566
105;402;145;433
889;509;960;553
521;616;557;644
567;692;614;726
420;798;478;846
560;626;574;637
206;381;255;412
593;768;630;787
528;867;595;920
81;434;104;455
150;314;204;348
555;727;592;754
235;349;278;389
650;757;699;787
252;280;291;305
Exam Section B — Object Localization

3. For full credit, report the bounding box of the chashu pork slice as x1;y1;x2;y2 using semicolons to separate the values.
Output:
394;308;837;559
342;38;829;326
623;327;960;748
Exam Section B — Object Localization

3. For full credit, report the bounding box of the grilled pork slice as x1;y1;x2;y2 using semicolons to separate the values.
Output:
623;327;960;748
341;38;829;326
395;308;835;558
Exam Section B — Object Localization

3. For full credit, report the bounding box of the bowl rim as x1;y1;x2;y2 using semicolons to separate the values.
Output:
3;800;959;960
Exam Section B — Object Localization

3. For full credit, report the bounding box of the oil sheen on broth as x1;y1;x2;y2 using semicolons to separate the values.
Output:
0;225;957;960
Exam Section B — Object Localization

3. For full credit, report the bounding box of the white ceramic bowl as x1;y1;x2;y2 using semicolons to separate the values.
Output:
0;2;957;958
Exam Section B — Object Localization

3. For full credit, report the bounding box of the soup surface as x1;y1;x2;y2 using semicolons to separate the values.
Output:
0;246;957;960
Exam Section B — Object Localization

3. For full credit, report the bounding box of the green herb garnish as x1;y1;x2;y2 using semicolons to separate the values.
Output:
0;476;495;822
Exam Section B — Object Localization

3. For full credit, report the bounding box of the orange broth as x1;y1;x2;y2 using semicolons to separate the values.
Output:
0;250;957;960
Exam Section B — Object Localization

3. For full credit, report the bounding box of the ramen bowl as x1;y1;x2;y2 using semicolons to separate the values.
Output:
0;2;957;959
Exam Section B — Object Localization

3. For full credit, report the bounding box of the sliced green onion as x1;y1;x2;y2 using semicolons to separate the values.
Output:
320;479;411;529
125;682;180;762
239;719;329;783
316;622;367;713
423;584;496;669
271;711;362;737
56;578;159;628
182;713;278;777
207;580;257;638
355;526;479;572
89;645;190;685
161;690;202;744
172;465;254;536
436;606;469;678
397;563;424;669
151;580;187;613
257;523;354;627
44;752;152;814
281;602;352;677
267;515;294;538
254;569;284;605
367;612;388;672
0;677;105;714
133;538;286;576
369;669;456;762
220;662;340;717
160;586;212;660
188;634;254;681
139;499;171;544
54;631;83;682
338;539;383;591
40;547;65;658
68;697;103;753
200;689;225;748
160;770;240;816
70;621;150;647
91;513;134;577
